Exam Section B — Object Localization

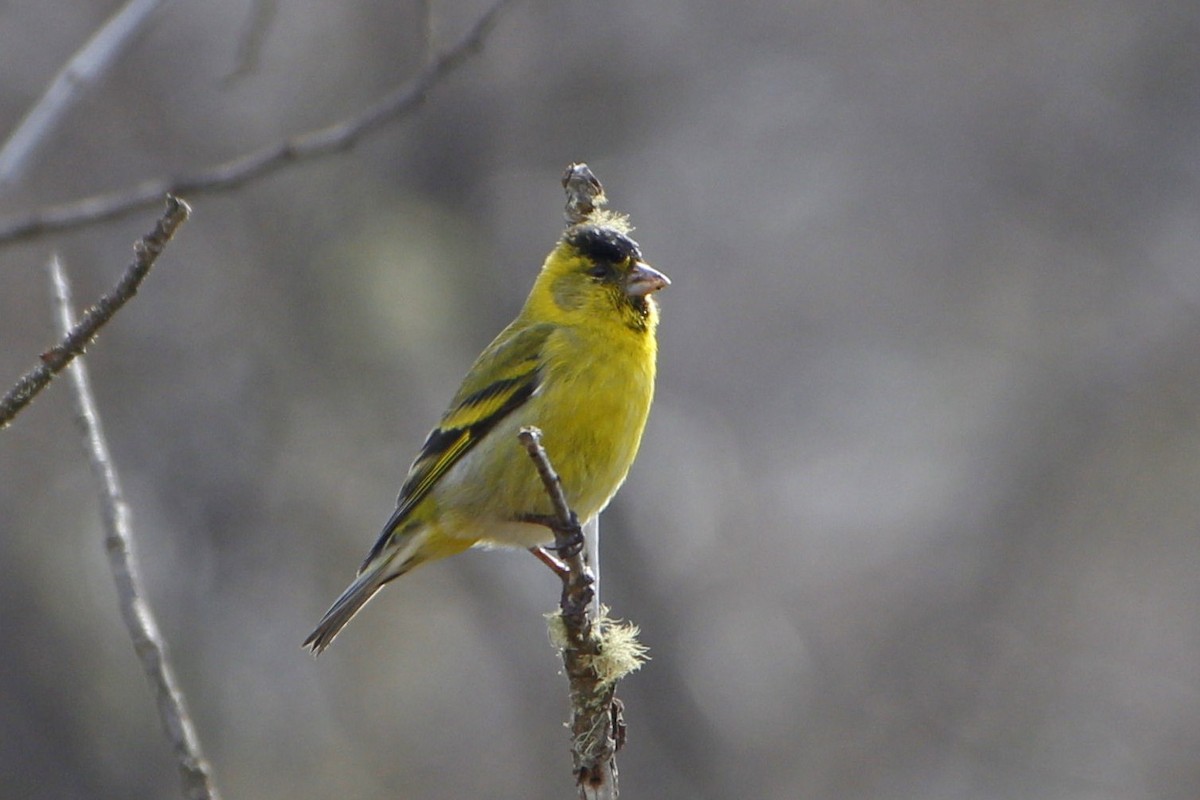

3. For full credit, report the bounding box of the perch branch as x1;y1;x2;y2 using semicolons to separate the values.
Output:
49;255;221;800
0;195;189;429
561;162;608;616
0;0;517;244
562;163;607;225
519;426;623;800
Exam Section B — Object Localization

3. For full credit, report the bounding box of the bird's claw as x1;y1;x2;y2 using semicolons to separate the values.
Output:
520;511;586;560
548;512;585;559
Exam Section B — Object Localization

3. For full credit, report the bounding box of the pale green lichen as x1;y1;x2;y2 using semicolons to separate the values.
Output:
546;606;649;687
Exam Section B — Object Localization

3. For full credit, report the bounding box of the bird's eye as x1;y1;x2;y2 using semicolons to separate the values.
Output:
586;264;610;279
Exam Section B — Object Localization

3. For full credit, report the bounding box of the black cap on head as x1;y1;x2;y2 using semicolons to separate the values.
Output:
565;225;642;265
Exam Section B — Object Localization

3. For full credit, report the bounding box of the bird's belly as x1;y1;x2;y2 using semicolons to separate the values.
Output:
472;518;557;549
432;366;651;546
428;315;655;551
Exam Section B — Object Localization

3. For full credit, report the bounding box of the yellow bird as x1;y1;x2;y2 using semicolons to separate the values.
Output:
304;218;668;653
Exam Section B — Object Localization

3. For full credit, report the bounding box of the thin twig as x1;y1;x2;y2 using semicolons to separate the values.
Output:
561;162;607;617
0;0;518;244
223;0;278;83
416;0;434;65
519;426;621;800
49;255;221;800
0;195;189;429
582;514;600;618
562;163;607;225
0;0;172;188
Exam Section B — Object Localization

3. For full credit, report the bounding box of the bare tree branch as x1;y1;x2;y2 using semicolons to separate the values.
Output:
223;0;278;83
0;195;189;429
521;163;649;799
416;0;434;64
562;162;607;225
0;0;173;188
48;254;221;800
520;427;638;800
561;162;609;618
0;0;518;244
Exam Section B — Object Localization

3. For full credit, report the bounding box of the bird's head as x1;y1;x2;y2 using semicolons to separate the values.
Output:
532;221;670;332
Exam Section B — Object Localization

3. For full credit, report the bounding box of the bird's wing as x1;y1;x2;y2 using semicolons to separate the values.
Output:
360;322;553;570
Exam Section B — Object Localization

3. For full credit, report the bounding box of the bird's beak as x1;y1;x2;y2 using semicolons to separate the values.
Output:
625;261;671;297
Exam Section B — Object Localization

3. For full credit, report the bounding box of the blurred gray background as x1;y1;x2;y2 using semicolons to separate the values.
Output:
3;1;1200;798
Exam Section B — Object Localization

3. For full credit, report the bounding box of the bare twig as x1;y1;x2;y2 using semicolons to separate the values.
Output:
416;0;434;64
562;162;607;225
49;255;221;800
0;0;518;244
0;195;189;429
582;514;600;618
519;426;622;800
223;0;278;83
520;166;648;798
0;0;173;188
561;162;607;616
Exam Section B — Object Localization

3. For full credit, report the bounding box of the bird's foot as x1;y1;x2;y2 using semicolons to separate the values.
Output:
519;512;586;560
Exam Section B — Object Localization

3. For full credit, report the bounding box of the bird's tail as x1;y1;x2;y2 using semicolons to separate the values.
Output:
303;546;420;655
